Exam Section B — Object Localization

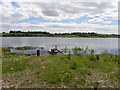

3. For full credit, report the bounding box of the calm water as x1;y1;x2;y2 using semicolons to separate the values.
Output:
1;37;119;54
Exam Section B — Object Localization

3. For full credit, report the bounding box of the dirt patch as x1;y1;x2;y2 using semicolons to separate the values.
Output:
85;69;118;88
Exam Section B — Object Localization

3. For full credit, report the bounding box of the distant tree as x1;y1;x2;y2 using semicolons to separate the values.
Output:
9;31;14;33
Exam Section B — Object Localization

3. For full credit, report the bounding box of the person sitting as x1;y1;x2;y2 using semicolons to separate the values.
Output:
48;46;58;55
53;46;58;53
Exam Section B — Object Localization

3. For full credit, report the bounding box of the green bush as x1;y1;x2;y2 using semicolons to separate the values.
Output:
90;49;94;55
70;62;77;70
64;47;68;53
66;54;71;60
89;54;96;61
15;46;36;50
72;47;82;55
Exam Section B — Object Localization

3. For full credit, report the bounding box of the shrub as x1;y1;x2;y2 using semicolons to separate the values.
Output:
90;49;94;55
90;54;96;61
102;50;109;55
15;46;36;50
72;47;82;55
70;62;77;70
64;47;68;53
67;54;71;60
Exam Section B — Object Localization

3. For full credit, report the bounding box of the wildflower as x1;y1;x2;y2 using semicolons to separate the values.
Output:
10;68;13;70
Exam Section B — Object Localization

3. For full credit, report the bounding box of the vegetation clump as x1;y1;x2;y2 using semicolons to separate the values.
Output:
15;46;36;50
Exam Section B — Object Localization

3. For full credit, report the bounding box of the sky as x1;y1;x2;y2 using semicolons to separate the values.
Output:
0;0;119;34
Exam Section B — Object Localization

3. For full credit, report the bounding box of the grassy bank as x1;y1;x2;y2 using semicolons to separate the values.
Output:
2;48;119;88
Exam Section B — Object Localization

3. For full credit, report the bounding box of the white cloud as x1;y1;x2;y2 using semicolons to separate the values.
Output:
88;18;104;23
0;1;118;34
1;0;119;2
8;1;117;20
1;22;118;34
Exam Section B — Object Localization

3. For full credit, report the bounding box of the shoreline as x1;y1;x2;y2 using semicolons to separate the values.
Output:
1;46;119;55
1;36;120;38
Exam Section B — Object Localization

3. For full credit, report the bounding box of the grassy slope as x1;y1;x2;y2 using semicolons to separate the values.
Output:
2;49;119;88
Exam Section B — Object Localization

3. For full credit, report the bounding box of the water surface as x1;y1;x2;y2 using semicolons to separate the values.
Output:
1;37;119;54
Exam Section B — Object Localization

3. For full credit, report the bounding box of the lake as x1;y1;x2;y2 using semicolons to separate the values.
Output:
1;37;119;54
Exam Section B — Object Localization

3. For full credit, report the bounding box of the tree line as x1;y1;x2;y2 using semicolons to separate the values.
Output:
1;31;120;38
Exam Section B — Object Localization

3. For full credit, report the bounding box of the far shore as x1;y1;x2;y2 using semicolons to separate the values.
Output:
1;31;120;38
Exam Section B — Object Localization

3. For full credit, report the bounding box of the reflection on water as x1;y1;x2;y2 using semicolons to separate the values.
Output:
1;37;119;54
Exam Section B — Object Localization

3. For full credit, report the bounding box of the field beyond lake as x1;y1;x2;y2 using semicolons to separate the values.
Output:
2;48;119;88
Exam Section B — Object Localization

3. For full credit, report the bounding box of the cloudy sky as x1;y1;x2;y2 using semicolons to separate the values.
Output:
0;0;119;34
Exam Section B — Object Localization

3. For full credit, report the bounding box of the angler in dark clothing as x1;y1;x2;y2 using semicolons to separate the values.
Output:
48;46;59;55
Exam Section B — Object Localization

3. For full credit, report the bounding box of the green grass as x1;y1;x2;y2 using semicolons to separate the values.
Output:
2;48;119;88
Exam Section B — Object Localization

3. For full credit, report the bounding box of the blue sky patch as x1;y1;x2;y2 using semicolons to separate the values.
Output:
17;16;92;24
16;16;117;26
17;17;48;24
11;2;20;8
